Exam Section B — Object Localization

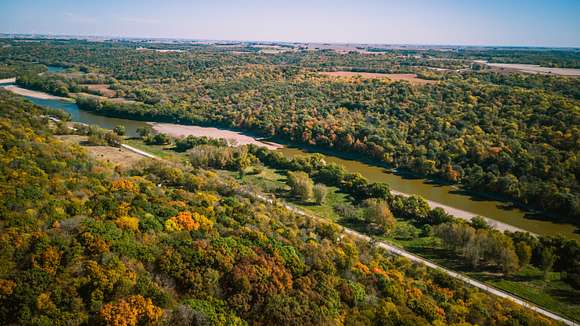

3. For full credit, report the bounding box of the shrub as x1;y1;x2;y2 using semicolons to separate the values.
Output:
287;171;314;202
313;183;328;205
333;203;360;221
363;199;396;234
113;125;126;136
115;216;140;232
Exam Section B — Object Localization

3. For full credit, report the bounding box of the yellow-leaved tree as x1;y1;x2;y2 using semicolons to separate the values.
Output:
164;212;213;232
99;295;163;326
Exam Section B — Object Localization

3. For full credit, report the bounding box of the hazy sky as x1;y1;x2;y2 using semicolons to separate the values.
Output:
1;0;579;47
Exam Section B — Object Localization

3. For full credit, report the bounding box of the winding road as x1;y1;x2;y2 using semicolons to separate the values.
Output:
16;77;575;325
267;194;576;325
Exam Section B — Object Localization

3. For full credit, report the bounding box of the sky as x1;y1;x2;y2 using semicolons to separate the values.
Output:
0;0;579;47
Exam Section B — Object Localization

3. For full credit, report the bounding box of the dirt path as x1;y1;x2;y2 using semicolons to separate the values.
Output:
120;144;158;159
16;85;534;235
253;192;575;326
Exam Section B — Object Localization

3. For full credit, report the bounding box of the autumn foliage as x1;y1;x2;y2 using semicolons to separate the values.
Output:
99;295;163;326
0;92;562;325
164;211;213;232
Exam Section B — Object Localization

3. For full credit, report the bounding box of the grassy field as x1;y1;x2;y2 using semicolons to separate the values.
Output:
319;71;437;85
471;267;580;319
385;232;580;321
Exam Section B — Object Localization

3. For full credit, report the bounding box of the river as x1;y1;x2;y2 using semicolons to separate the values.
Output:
24;97;150;137
4;86;578;240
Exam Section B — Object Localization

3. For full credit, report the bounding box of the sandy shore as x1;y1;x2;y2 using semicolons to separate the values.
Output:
119;146;568;325
4;83;527;234
150;122;283;150
1;85;70;100
0;78;16;84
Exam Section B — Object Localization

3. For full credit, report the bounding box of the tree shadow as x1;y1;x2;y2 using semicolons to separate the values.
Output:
274;188;316;206
520;211;577;226
274;169;289;179
548;288;580;305
78;140;92;146
503;273;542;283
449;188;502;203
407;246;475;272
339;218;368;233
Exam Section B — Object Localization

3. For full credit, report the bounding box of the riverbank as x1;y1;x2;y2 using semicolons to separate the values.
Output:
0;78;16;84
149;122;283;150
280;147;579;240
114;138;578;325
148;121;550;234
2;85;71;101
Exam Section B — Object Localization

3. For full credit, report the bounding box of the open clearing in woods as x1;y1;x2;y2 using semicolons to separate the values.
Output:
319;71;437;85
82;84;117;97
71;92;135;104
55;135;145;168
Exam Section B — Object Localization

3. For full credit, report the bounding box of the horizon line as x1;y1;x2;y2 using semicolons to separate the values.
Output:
1;32;579;50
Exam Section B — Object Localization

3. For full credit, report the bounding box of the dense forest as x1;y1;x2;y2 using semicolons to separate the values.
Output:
1;40;578;222
1;90;566;324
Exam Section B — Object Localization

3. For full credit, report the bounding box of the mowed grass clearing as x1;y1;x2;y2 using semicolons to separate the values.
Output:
240;167;350;221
